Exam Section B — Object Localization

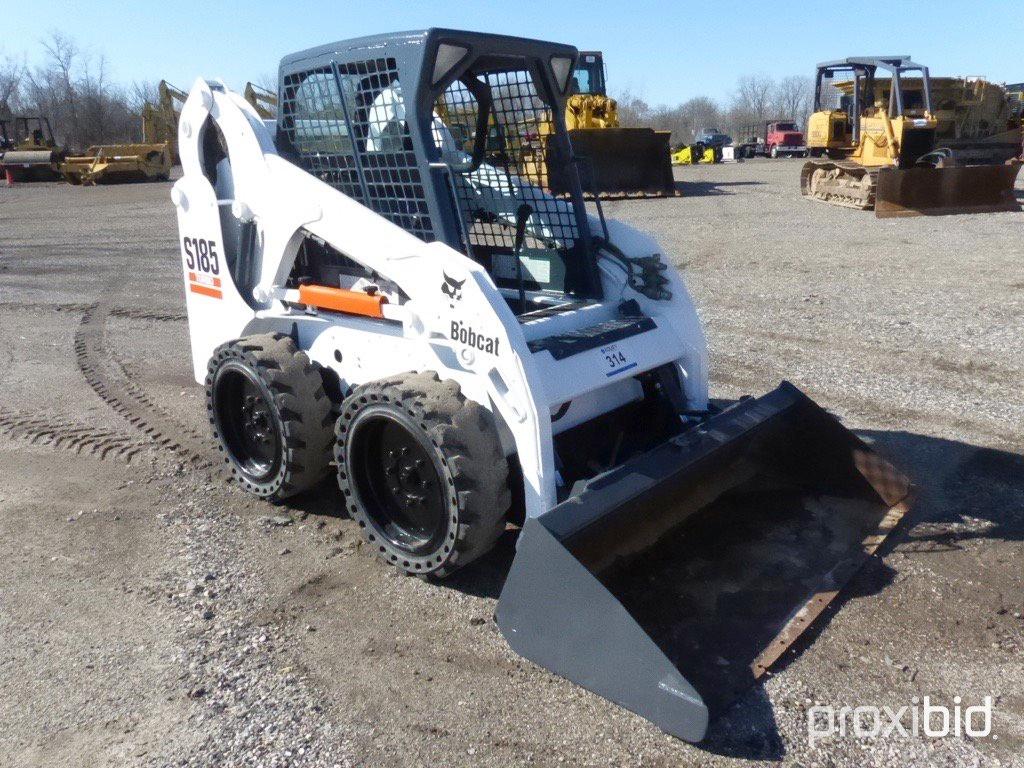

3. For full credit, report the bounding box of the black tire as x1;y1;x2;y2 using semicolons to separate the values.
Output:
335;371;510;578
207;333;334;500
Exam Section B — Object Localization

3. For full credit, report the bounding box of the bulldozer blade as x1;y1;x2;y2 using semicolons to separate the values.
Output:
496;382;911;742
875;162;1022;218
554;128;677;199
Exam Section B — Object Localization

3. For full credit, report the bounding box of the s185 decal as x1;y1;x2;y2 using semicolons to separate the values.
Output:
183;236;219;275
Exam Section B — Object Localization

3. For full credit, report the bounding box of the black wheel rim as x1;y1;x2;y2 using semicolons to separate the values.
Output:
350;412;448;555
214;362;282;481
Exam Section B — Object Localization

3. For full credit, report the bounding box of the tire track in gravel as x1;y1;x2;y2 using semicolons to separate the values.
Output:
0;301;187;323
709;317;1023;385
74;300;213;468
0;410;154;463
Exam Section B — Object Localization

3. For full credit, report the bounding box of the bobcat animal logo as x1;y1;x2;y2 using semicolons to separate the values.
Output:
441;272;466;306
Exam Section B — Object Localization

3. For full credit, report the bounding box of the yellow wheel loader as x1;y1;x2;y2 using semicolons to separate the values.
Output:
544;51;676;198
0;116;65;181
802;56;1021;217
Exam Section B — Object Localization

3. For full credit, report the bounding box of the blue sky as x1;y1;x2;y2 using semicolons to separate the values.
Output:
4;1;1022;105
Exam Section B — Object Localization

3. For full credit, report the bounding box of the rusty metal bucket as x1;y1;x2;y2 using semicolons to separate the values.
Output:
496;382;911;742
875;162;1022;217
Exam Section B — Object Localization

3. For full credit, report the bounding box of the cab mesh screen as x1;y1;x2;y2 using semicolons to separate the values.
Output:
281;59;434;242
438;69;580;253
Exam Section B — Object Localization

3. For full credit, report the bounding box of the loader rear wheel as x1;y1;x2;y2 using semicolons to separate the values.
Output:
207;333;334;500
336;372;511;578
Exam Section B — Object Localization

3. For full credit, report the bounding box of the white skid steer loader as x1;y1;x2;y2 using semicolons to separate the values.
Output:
171;29;912;742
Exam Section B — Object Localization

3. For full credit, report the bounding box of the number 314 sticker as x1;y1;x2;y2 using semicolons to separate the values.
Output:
601;343;637;377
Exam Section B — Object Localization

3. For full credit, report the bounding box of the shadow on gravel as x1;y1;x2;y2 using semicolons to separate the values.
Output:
281;427;1020;760
438;428;1023;759
285;478;348;518
865;430;1024;548
770;428;1023;671
677;180;765;197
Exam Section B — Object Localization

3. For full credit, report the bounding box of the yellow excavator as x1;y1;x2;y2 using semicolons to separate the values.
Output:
546;51;676;198
802;56;1021;217
243;82;278;119
141;80;188;163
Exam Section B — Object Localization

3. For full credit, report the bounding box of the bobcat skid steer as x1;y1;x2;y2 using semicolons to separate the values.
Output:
171;30;911;743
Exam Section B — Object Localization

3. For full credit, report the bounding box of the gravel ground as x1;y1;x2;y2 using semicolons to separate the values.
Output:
0;159;1021;767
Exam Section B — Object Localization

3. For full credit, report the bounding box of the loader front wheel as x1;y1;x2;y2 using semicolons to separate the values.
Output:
207;334;334;500
336;372;510;578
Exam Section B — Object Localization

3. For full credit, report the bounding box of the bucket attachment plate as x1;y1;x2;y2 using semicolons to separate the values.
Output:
553;128;677;198
496;382;911;742
875;162;1022;218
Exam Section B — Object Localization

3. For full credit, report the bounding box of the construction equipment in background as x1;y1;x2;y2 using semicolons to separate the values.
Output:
764;121;807;158
0;116;65;181
736;122;807;159
61;142;172;185
172;29;912;743
541;50;676;198
1008;81;1024;115
244;82;278;119
142;80;188;163
802;56;1021;217
828;75;1021;165
670;142;718;165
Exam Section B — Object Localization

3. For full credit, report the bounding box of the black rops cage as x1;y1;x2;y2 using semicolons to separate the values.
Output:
277;29;602;307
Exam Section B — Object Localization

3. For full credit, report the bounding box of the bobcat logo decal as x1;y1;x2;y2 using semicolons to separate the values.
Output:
441;272;465;306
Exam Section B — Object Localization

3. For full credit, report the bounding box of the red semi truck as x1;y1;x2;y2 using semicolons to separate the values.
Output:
737;120;807;158
763;121;807;158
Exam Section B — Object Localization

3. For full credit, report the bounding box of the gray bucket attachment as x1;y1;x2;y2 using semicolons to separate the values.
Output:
496;382;911;742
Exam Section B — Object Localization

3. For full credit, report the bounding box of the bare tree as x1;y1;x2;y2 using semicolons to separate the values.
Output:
613;91;722;147
17;32;140;149
614;90;652;128
734;74;776;123
255;72;278;93
0;54;25;117
772;75;815;127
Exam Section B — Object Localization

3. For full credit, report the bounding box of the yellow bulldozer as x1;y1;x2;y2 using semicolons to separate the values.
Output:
834;74;1021;165
141;80;188;163
545;51;676;198
802;56;1021;217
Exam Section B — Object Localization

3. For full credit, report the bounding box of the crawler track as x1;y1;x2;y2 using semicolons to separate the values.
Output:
800;159;878;210
74;301;213;467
